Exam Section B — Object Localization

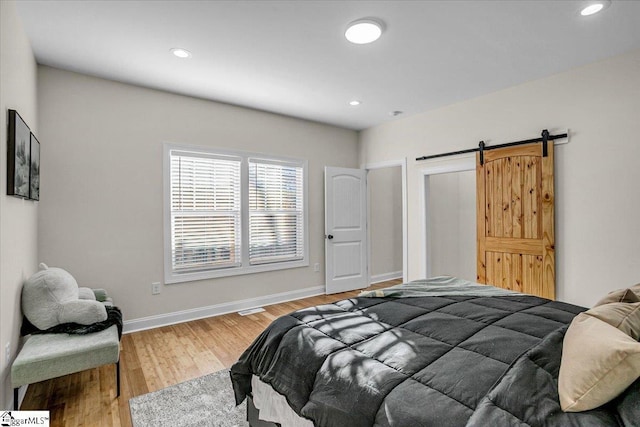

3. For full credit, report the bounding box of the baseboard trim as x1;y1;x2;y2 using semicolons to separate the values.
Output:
370;271;403;285
123;285;325;334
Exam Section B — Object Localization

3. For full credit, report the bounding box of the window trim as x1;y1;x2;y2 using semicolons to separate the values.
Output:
163;143;309;284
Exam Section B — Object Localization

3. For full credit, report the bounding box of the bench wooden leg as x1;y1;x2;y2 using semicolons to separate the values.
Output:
116;360;121;397
14;387;19;410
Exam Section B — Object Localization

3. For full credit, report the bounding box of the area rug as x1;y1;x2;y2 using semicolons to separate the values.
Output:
129;369;248;427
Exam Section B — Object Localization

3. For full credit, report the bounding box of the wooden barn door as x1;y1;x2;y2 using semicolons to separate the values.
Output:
476;142;555;299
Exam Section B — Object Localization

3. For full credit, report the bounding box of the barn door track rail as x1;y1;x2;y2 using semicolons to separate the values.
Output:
416;129;568;165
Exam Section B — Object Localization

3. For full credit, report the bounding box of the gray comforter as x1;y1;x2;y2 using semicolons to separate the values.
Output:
230;281;638;426
468;325;638;426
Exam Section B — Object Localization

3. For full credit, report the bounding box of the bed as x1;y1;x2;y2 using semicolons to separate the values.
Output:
230;277;640;426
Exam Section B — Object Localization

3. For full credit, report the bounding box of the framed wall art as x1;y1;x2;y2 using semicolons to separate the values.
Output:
7;109;31;198
30;133;40;201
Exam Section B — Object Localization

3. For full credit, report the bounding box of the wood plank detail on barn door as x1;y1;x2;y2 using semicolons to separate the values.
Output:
476;142;555;299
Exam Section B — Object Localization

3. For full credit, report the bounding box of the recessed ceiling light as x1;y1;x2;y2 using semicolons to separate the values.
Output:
349;100;361;106
345;19;384;44
170;48;192;58
580;1;610;16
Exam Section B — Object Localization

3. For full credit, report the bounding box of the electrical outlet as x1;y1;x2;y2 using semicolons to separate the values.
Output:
151;282;161;295
314;263;320;272
5;342;10;366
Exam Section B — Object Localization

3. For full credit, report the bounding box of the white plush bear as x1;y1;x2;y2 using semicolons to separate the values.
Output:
22;263;108;330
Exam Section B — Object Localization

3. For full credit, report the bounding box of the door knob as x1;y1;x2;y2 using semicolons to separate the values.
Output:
327;235;334;240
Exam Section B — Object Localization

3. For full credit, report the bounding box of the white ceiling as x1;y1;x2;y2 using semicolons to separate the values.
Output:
15;0;640;130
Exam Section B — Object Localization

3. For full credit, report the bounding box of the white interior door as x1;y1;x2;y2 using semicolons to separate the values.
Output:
325;167;367;294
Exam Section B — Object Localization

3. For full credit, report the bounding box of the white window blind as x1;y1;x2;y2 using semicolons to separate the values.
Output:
170;151;241;273
249;159;304;265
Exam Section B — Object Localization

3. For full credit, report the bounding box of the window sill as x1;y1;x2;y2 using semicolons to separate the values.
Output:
165;259;310;284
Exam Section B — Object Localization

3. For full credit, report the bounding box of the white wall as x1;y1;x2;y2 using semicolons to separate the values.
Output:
368;166;402;280
0;0;39;409
360;49;640;307
427;170;476;282
37;66;358;324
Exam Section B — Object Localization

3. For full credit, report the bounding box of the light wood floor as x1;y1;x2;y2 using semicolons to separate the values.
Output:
19;279;400;426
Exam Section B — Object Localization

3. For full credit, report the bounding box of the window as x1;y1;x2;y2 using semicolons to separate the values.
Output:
165;144;308;283
170;151;242;272
249;159;304;265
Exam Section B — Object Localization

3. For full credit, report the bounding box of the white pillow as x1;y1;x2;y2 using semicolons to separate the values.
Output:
559;313;640;412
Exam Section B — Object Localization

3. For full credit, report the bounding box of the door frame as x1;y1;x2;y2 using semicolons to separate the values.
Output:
362;158;408;284
419;154;476;279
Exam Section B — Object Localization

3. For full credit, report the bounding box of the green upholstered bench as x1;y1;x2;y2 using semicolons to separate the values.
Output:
11;325;120;410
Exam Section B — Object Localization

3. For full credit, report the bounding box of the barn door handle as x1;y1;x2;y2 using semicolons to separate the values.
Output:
326;235;334;240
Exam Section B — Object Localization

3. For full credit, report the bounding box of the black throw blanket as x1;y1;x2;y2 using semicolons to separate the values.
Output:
21;306;123;339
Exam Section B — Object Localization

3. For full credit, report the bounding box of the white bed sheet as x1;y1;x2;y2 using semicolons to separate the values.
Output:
251;375;313;427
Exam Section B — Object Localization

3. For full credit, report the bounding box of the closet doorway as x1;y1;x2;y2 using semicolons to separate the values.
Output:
420;155;476;281
365;159;408;285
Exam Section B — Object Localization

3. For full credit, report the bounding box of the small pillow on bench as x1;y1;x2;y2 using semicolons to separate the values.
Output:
23;263;107;330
